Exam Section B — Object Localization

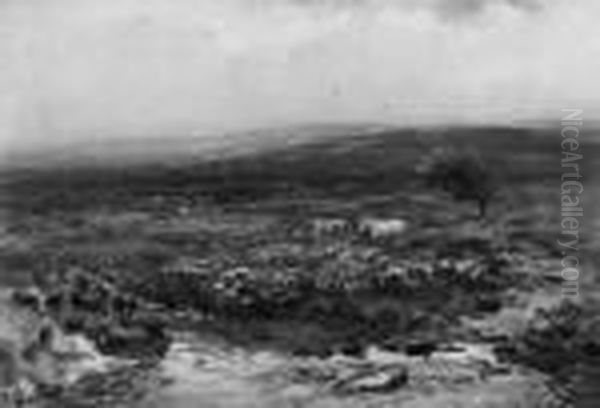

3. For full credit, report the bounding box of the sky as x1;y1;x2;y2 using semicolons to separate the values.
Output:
1;0;599;155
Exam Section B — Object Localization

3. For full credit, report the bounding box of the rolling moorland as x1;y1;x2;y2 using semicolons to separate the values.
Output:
0;126;598;407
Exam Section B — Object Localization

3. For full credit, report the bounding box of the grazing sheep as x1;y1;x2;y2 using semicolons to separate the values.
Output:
312;218;351;237
358;218;408;239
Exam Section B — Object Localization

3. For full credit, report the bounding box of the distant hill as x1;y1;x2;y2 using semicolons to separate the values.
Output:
2;124;581;216
0;123;392;171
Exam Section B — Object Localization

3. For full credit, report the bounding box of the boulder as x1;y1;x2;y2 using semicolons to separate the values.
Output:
404;340;439;358
11;377;37;405
94;322;170;359
10;287;44;312
474;294;503;313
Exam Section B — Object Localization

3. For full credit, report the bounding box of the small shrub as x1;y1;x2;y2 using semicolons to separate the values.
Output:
501;301;582;380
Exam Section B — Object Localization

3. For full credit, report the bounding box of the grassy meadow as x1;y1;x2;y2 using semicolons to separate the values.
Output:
0;126;598;406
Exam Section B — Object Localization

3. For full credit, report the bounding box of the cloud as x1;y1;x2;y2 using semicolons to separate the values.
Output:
437;0;542;16
266;0;544;18
0;0;598;155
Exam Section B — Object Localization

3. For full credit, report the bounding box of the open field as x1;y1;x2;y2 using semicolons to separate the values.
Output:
0;126;598;407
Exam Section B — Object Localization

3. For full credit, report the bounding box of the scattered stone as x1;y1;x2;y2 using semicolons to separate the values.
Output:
475;294;503;313
483;363;513;376
10;287;44;312
334;365;409;394
432;343;499;367
94;323;170;359
437;343;467;353
162;257;212;277
473;326;511;344
12;377;37;405
404;340;438;358
336;341;365;358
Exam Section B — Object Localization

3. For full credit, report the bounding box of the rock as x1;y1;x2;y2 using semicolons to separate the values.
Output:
62;311;92;333
111;294;139;321
43;290;64;312
177;206;190;216
336;366;409;394
337;341;364;357
12;377;37;405
454;259;478;274
404;340;438;358
380;337;403;353
474;326;511;344
483;363;513;376
437;344;468;353
10;287;44;312
475;295;503;313
95;323;170;359
581;339;600;357
279;384;314;401
433;343;499;367
162;257;212;277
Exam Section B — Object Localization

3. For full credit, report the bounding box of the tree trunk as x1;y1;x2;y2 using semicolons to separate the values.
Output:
477;197;488;220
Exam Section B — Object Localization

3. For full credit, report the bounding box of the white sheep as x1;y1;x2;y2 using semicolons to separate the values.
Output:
358;218;408;239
